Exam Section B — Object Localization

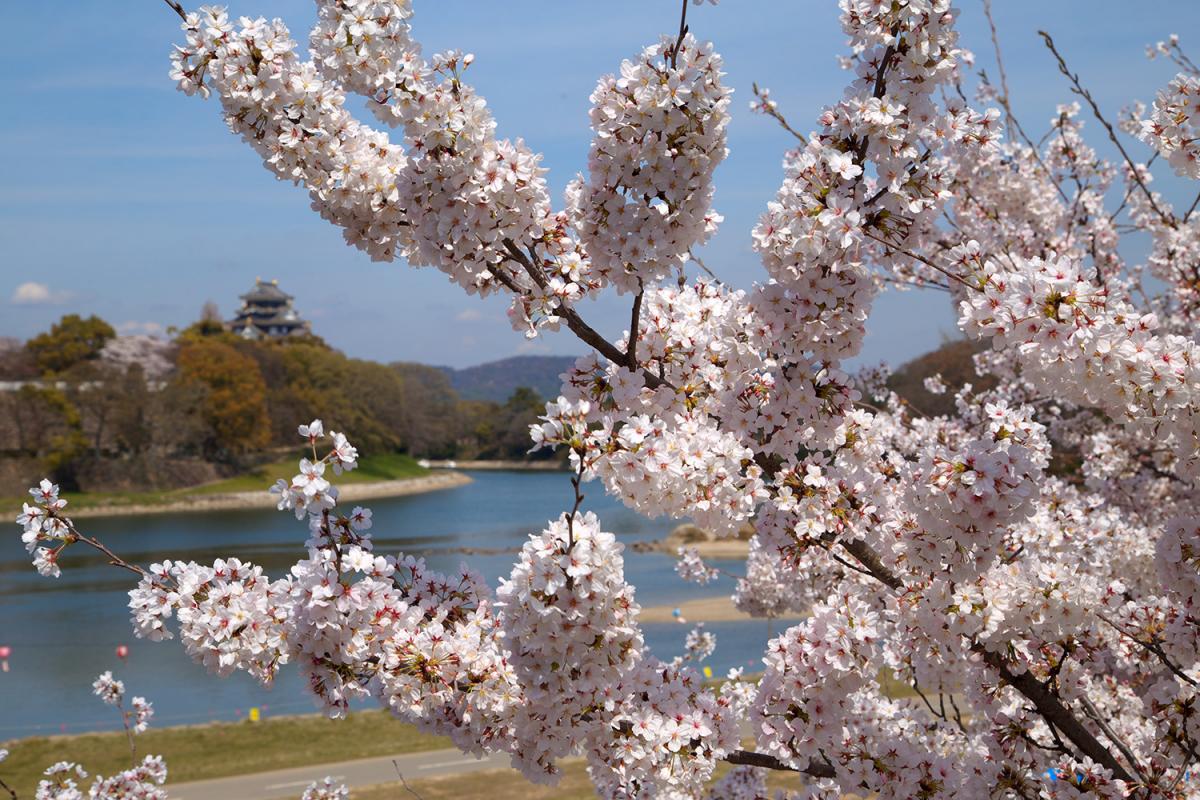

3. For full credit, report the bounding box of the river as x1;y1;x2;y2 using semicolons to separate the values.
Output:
0;471;775;739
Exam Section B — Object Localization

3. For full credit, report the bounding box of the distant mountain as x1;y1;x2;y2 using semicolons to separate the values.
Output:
442;355;578;403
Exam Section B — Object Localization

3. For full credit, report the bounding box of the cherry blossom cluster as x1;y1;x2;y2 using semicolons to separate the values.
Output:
93;671;155;733
530;283;770;537
681;624;717;663
958;251;1200;479
1139;72;1200;178
586;658;743;797
675;546;720;585
907;400;1048;579
301;777;350;800
566;34;730;293
14;674;169;800
16;479;73;578
496;511;644;778
272;419;359;518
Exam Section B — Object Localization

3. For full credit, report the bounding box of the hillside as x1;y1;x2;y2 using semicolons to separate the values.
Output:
440;355;578;403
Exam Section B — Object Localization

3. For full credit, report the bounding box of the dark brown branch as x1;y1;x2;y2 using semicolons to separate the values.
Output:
836;536;1134;784
724;749;836;779
840;538;903;589
498;240;670;391
0;775;17;800
669;0;689;68
160;0;187;20
1078;695;1147;782
975;648;1133;782
1039;31;1174;227
627;287;644;370
854;39;899;163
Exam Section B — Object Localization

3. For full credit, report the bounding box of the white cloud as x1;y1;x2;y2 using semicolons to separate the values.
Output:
454;308;485;322
11;282;70;305
516;340;552;355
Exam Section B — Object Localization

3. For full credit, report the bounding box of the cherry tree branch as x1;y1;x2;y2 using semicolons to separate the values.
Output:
750;82;807;144
0;776;17;800
160;0;186;20
669;0;690;68
724;749;836;779
836;537;1134;783
497;239;670;391
981;0;1015;140
626;286;644;370
1039;31;1174;228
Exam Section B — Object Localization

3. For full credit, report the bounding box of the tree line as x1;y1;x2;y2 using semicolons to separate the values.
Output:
0;312;555;492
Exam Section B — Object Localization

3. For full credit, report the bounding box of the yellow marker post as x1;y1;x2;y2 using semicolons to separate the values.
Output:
249;707;261;723
702;666;713;679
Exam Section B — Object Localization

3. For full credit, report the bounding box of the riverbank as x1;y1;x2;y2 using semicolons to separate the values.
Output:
61;472;473;519
629;522;753;559
640;595;805;624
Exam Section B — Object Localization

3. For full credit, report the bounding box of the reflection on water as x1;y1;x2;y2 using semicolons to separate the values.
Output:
0;471;774;738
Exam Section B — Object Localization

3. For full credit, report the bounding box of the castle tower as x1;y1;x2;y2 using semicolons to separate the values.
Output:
227;278;312;340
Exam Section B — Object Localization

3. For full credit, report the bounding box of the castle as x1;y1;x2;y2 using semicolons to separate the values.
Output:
227;278;312;340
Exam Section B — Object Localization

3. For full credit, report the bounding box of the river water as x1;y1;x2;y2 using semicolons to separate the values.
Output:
0;471;775;739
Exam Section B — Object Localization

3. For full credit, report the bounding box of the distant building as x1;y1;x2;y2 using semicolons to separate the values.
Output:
227;278;312;340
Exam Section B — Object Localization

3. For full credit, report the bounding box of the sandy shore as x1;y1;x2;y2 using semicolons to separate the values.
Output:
65;472;473;520
631;536;751;559
640;594;805;624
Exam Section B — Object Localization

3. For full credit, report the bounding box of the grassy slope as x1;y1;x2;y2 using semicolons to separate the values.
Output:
0;452;429;513
0;711;447;797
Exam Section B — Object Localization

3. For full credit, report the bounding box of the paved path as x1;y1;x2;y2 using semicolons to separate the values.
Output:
168;748;510;799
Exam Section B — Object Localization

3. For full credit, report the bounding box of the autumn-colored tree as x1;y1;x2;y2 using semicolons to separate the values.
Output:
25;314;116;375
176;338;270;459
279;343;408;453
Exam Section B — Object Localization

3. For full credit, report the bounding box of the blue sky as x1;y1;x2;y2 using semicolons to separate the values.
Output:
2;1;1198;368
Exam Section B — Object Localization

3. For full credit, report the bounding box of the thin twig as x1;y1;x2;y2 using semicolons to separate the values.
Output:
1039;30;1174;227
861;229;978;291
392;761;427;800
497;239;672;392
750;82;807;144
1183;188;1200;224
981;0;1015;141
0;775;17;800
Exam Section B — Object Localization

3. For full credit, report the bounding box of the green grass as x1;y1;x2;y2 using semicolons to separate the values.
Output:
186;451;428;495
0;452;429;514
0;711;447;797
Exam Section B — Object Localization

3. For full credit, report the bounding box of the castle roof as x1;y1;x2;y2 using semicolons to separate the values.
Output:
239;278;292;304
227;278;311;339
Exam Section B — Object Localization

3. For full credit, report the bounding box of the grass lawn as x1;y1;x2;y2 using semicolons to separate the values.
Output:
0;711;447;797
0;452;429;514
186;451;428;495
354;760;810;800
